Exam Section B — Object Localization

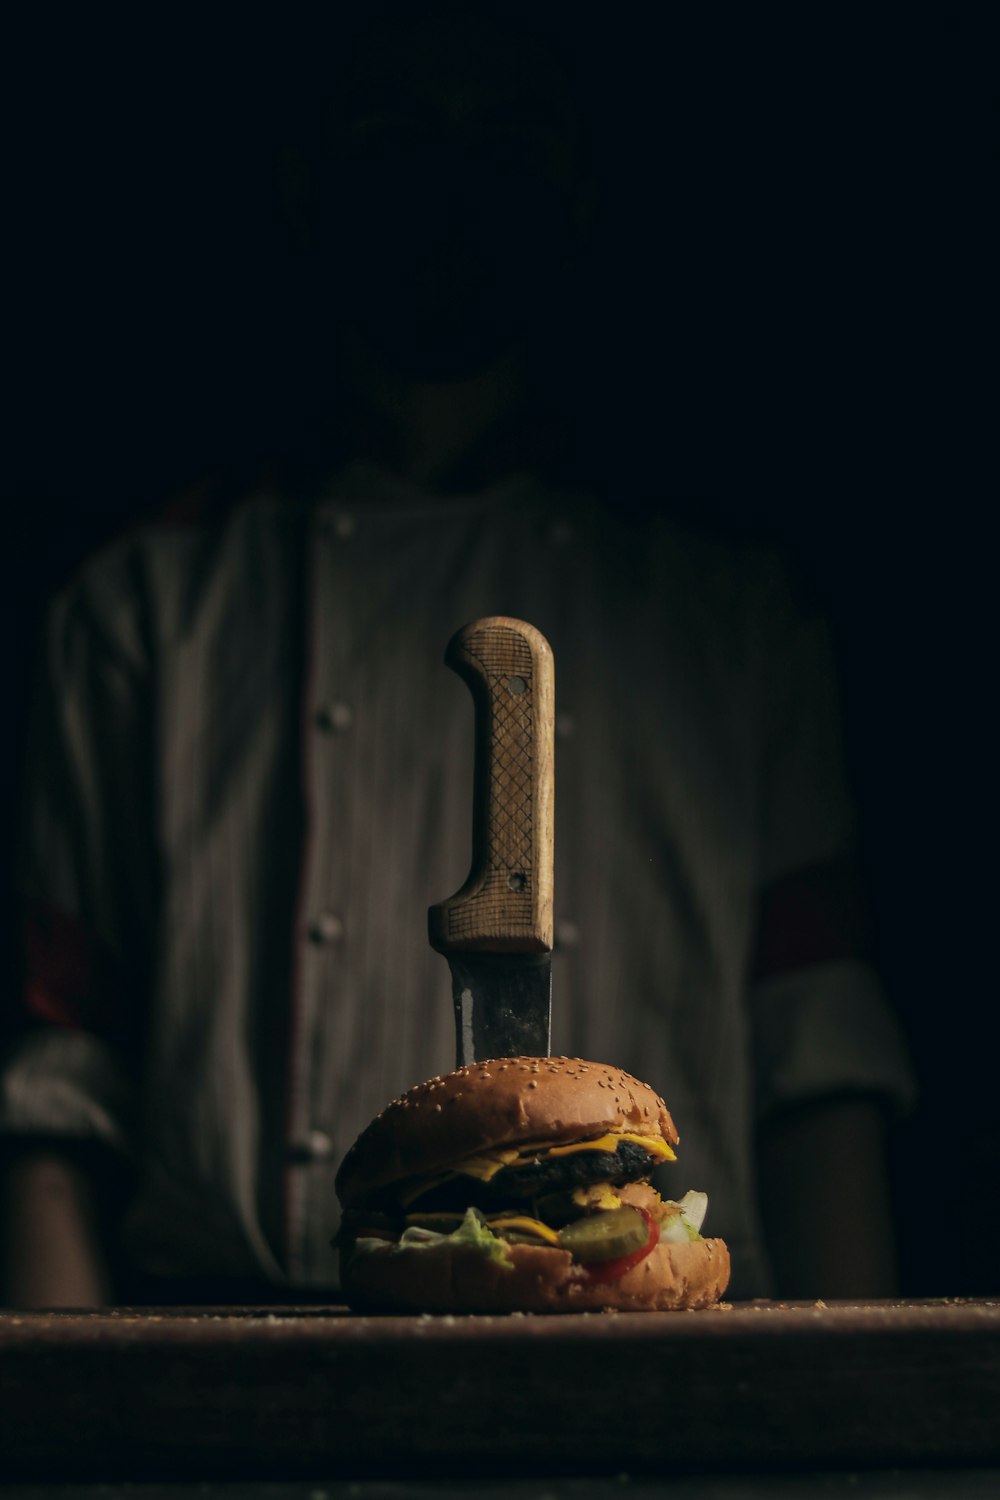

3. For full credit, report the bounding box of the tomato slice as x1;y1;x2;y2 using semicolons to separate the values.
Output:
583;1207;659;1283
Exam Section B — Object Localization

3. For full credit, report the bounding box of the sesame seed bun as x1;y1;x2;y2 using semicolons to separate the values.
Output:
340;1233;731;1314
335;1057;679;1210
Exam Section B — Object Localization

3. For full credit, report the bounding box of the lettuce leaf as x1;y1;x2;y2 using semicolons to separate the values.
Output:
659;1190;709;1244
357;1207;514;1268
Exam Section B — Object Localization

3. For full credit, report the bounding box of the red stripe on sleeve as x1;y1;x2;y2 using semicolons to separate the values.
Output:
750;859;872;983
22;899;127;1040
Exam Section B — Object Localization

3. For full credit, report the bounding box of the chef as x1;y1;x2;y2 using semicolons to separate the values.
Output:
0;4;913;1306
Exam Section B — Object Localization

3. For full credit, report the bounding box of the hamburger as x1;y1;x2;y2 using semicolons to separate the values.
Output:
335;1056;730;1312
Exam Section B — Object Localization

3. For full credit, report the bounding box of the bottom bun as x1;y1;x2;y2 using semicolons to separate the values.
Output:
340;1235;730;1314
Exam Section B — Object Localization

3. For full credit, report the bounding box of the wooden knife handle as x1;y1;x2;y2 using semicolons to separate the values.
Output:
429;617;554;955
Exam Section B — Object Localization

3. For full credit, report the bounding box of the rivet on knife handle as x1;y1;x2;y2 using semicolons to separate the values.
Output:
429;617;554;955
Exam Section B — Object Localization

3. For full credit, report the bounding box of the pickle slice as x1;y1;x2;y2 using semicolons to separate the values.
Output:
557;1206;648;1263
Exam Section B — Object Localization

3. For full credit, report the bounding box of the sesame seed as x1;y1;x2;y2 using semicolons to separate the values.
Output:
528;1080;538;1089
434;1104;443;1113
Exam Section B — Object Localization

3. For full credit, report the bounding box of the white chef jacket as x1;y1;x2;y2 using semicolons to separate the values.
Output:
0;463;915;1297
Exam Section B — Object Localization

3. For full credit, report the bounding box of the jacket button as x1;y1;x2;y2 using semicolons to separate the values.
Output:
325;512;356;541
316;701;354;733
555;917;580;949
308;912;343;944
287;1130;335;1164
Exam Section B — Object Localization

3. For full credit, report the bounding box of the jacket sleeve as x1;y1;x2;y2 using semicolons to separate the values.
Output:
0;556;155;1158
746;559;916;1121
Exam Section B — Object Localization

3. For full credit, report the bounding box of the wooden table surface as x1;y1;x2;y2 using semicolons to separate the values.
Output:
1;1299;997;1481
3;1479;1000;1500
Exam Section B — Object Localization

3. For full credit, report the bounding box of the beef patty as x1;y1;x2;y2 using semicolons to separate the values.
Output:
401;1139;659;1215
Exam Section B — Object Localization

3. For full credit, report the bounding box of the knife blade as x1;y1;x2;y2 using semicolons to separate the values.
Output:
428;616;555;1064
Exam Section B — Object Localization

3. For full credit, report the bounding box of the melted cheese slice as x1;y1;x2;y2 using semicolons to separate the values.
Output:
462;1130;675;1179
544;1132;676;1163
484;1214;561;1245
400;1210;561;1246
397;1129;675;1204
451;1147;523;1182
572;1183;622;1211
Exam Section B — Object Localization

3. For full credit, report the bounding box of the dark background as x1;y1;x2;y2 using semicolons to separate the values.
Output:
3;11;989;1293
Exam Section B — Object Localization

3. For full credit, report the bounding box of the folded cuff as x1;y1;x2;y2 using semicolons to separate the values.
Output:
750;958;917;1122
0;1026;135;1158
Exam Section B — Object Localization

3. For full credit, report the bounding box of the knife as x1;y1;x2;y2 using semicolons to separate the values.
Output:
428;616;555;1064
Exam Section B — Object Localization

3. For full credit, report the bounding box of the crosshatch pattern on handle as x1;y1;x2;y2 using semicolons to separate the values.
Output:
446;625;535;942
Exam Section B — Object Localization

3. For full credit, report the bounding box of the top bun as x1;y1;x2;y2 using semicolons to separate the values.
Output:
336;1056;679;1209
